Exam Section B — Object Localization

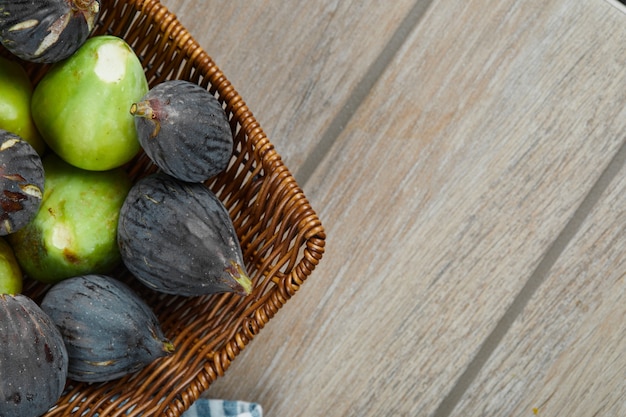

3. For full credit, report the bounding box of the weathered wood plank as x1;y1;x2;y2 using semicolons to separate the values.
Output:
449;145;626;416
167;0;626;416
161;0;421;172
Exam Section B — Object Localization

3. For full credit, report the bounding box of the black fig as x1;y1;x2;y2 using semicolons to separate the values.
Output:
0;129;44;236
117;172;252;296
0;0;100;63
40;274;174;383
0;294;68;417
130;80;234;183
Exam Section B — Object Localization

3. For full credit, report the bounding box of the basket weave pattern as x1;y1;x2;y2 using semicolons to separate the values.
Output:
0;1;326;416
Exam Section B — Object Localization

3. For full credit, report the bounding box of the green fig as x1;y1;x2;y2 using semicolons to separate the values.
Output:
0;56;45;155
0;237;22;295
8;154;132;284
31;35;148;171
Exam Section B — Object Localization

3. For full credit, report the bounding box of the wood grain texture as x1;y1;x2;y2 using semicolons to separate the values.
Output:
160;0;418;172
448;145;626;416
163;0;626;416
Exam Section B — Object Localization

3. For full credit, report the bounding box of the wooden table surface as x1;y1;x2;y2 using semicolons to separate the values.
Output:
163;1;626;415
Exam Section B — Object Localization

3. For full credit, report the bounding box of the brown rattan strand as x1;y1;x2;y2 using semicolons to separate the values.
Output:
0;0;326;415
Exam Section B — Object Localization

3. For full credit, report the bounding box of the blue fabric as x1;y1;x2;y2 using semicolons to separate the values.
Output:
182;400;263;417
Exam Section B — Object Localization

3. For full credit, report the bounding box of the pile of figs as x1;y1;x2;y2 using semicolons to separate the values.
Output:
0;1;252;416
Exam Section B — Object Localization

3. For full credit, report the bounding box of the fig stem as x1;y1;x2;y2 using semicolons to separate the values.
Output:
228;261;253;296
130;101;161;138
72;0;96;11
129;101;154;119
163;340;175;354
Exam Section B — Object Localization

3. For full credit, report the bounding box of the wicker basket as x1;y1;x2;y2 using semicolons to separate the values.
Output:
0;1;326;415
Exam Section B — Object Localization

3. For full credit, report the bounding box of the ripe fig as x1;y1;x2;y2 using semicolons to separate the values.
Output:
0;0;100;63
0;129;44;236
40;274;174;383
117;172;252;296
0;294;68;417
130;80;234;182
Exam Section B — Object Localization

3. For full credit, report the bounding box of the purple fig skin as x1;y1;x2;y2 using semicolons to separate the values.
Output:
130;80;234;183
0;0;101;64
0;129;44;236
40;274;175;383
0;294;68;417
117;172;252;297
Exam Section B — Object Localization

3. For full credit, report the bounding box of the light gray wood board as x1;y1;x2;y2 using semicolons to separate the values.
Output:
204;0;626;416
207;1;626;416
161;0;423;175
448;143;626;416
